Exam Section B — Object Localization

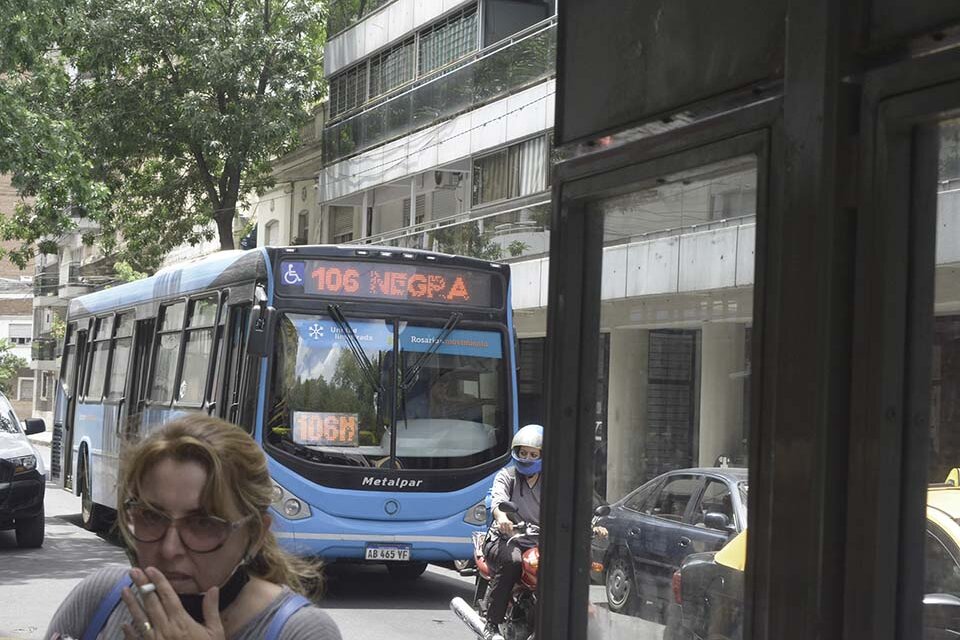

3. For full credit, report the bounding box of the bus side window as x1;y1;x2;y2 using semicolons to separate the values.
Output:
107;313;134;401
176;296;218;406
86;317;113;401
149;302;186;403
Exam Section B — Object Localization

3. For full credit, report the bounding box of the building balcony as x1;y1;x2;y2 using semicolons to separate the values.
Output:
323;19;556;166
349;197;552;261
33;273;59;297
31;338;57;362
327;0;393;38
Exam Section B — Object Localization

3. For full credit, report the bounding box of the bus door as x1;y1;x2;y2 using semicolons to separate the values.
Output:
126;317;155;440
61;327;88;491
220;304;251;428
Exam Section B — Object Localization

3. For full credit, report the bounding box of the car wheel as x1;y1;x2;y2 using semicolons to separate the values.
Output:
605;551;639;615
386;561;428;580
15;511;44;548
79;456;106;532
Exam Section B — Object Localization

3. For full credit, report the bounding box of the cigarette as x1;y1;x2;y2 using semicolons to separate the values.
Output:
136;582;157;596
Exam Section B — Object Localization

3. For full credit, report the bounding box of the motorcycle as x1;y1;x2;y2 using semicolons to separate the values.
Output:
451;501;539;640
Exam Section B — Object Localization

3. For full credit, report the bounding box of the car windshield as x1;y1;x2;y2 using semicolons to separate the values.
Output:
0;396;21;434
267;312;509;470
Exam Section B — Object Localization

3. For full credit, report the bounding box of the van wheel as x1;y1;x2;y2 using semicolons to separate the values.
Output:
79;456;106;532
386;562;428;580
15;511;44;548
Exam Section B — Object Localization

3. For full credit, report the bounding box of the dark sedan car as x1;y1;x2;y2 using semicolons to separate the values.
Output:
591;467;747;624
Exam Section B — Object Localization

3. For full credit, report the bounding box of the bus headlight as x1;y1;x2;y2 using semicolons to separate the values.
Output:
270;479;311;521
464;501;487;525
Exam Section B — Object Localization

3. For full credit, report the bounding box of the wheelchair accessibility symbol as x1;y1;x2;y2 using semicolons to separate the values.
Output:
283;262;305;286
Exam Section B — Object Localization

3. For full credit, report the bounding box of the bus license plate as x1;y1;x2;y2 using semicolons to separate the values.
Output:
365;545;411;562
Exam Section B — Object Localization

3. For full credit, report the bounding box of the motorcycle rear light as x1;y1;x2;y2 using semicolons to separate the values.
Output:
592;562;604;573
672;570;682;604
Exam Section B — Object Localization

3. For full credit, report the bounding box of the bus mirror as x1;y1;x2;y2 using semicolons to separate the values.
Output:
247;305;277;357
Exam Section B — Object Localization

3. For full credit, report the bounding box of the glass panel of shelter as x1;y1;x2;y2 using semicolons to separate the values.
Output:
918;117;960;639
583;156;756;639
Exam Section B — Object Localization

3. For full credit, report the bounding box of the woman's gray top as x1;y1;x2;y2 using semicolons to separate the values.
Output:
46;566;342;639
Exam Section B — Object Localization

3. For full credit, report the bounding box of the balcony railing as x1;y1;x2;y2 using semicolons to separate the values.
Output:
323;20;556;166
33;272;59;297
328;0;393;37
32;338;57;361
349;199;552;262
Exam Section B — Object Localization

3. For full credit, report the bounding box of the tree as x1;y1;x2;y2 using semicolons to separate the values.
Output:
0;0;325;271
430;221;503;261
0;340;28;396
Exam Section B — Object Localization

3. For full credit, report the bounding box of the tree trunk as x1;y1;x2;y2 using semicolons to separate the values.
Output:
216;211;236;250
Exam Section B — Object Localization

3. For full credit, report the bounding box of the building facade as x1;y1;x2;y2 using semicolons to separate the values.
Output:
0;175;36;417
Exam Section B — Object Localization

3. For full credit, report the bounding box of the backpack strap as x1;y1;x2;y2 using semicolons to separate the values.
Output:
264;593;311;640
82;574;133;640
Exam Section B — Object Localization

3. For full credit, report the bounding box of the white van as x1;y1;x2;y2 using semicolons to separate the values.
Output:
0;392;46;547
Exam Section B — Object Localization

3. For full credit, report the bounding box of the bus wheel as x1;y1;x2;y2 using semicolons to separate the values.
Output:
79;456;105;532
386;562;428;580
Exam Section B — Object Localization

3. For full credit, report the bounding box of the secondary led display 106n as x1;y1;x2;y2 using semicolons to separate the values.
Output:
278;259;500;307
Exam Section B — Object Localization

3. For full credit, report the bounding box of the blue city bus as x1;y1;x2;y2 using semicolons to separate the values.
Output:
52;246;518;576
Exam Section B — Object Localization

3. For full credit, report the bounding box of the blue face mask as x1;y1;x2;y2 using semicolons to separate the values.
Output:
512;452;542;476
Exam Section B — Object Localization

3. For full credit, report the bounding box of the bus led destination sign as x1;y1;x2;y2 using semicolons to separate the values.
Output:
281;259;496;306
292;411;359;447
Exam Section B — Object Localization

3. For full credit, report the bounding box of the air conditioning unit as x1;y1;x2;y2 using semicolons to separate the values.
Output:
434;171;462;189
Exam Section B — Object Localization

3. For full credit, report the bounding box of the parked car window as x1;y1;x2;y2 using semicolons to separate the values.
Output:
691;479;735;527
650;476;698;522
925;528;960;595
623;481;660;514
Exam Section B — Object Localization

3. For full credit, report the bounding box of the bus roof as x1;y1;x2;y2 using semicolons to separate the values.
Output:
68;250;266;318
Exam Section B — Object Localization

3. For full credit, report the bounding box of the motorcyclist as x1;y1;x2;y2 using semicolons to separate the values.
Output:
482;424;543;640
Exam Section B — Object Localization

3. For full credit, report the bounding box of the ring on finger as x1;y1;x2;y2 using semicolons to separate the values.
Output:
141;620;152;634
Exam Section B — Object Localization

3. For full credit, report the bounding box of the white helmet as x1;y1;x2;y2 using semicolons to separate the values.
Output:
512;424;543;451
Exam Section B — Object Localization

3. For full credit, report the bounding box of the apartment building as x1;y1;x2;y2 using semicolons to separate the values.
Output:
0;175;36;417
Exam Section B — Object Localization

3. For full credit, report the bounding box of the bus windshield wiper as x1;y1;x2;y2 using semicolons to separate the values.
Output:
400;312;462;390
327;304;384;394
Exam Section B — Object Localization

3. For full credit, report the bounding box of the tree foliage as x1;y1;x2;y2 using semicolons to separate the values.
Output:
0;339;28;395
0;0;325;271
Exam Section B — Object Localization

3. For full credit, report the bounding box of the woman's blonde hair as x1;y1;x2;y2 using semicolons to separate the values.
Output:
116;415;322;595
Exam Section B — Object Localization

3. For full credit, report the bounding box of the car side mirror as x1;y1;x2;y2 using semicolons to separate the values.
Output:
594;504;611;518
704;512;733;532
24;418;45;436
923;593;960;632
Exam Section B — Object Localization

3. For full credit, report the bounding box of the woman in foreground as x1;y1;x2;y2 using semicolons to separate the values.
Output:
47;415;342;640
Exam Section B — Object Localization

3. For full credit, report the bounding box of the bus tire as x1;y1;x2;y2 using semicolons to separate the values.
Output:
386;561;428;580
79;454;106;532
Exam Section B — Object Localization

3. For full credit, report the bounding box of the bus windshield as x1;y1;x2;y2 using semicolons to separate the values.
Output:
267;312;509;470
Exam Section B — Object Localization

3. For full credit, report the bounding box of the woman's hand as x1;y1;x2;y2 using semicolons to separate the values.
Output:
120;567;226;639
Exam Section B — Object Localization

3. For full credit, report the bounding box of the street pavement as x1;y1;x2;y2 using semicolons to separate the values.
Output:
3;437;662;640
